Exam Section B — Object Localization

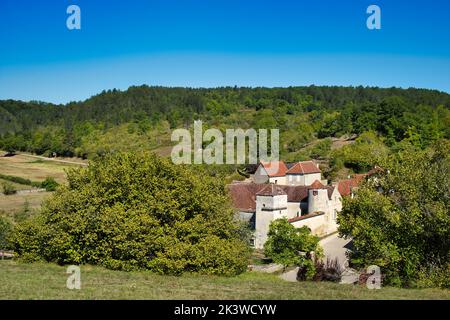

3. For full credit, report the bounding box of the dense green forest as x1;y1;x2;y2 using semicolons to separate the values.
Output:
1;86;449;170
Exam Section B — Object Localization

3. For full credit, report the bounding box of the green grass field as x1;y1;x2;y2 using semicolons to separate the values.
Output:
0;261;448;300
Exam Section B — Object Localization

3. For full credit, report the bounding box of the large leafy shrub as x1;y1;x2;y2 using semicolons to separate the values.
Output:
1;182;17;195
40;177;59;191
11;152;250;275
0;216;13;250
264;218;322;280
338;140;450;287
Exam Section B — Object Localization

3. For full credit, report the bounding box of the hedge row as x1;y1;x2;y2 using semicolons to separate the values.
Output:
0;174;41;188
0;174;59;191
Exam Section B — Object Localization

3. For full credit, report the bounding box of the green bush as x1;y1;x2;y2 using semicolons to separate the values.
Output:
0;216;13;250
338;140;450;287
309;138;332;159
0;174;30;185
2;182;17;195
40;177;59;191
11;151;250;275
0;174;40;187
264;218;322;280
330;131;389;173
415;265;450;289
13;201;32;223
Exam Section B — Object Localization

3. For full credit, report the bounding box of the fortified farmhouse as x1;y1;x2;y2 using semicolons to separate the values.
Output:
228;160;367;248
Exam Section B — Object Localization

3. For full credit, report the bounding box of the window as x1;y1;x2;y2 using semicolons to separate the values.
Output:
275;180;278;184
249;239;255;247
333;210;337;220
313;190;318;196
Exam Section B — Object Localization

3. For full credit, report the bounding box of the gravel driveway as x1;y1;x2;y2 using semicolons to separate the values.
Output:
319;233;352;268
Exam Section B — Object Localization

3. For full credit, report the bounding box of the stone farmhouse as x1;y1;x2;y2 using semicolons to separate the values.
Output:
228;160;365;249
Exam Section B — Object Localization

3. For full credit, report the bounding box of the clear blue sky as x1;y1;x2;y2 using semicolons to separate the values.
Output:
0;0;449;104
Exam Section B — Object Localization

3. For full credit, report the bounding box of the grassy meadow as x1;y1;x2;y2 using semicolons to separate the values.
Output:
0;152;81;184
0;261;449;300
0;151;85;217
0;192;53;218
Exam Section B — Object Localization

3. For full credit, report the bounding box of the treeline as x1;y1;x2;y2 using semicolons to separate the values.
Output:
0;85;449;158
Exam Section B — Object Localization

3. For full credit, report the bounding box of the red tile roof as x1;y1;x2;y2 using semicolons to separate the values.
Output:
310;180;325;189
337;179;354;196
281;185;310;203
286;161;321;174
326;186;336;199
288;211;325;223
259;161;288;177
336;168;384;196
228;182;334;212
256;184;287;196
337;175;366;196
227;183;262;212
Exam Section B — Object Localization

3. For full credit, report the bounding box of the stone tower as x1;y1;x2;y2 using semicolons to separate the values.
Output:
307;180;329;214
254;184;288;249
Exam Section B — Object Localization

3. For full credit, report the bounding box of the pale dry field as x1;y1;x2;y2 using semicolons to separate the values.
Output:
0;178;34;191
0;152;85;215
0;192;52;216
0;152;79;184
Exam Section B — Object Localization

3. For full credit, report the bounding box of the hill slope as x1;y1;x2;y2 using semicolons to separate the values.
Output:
0;85;449;160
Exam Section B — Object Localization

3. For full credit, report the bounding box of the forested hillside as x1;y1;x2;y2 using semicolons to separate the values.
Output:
1;86;449;173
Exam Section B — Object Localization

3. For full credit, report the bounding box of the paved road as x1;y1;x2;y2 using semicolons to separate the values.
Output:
280;233;353;282
319;233;352;268
18;153;88;166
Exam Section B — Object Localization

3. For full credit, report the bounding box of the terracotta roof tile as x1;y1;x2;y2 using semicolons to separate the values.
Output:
256;184;287;196
286;161;321;174
326;186;336;199
337;176;365;196
280;185;309;202
310;180;325;189
228;181;335;212
259;161;288;177
227;183;262;212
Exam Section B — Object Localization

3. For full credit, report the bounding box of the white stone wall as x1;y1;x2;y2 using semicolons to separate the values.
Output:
287;202;301;219
304;173;322;185
253;165;269;184
325;188;342;234
305;188;342;235
250;173;344;248
290;214;328;237
268;176;286;185
286;173;321;186
308;189;329;214
255;194;288;249
286;174;305;186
